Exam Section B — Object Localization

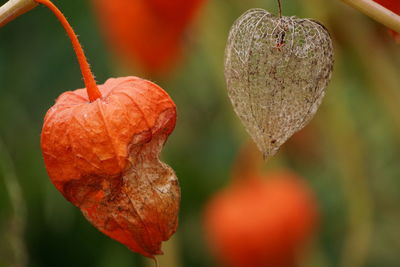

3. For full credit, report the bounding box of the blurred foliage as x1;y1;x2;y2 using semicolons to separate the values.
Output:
0;0;400;266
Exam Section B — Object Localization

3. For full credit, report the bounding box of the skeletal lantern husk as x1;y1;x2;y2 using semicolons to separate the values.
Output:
224;8;334;159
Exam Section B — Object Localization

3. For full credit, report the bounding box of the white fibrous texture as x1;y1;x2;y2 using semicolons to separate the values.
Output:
225;8;334;159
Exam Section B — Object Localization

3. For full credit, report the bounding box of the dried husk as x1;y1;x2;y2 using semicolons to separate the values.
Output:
225;9;334;159
41;76;179;258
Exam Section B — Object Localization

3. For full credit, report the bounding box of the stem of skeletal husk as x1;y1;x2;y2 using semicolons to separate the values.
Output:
277;0;282;18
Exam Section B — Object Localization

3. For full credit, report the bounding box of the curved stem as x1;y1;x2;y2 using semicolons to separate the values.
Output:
35;0;102;101
340;0;400;33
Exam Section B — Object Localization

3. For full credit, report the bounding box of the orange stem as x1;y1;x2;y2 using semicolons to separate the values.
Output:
35;0;101;101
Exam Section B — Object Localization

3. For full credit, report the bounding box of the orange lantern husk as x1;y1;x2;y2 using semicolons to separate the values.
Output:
41;77;179;258
204;171;318;267
91;0;205;74
24;0;181;258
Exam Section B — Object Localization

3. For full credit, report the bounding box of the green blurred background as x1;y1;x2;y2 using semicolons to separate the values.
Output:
0;0;400;266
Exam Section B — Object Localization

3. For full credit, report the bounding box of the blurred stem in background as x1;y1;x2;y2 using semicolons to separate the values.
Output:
306;1;374;267
0;137;27;267
337;14;400;140
339;0;400;32
323;83;373;267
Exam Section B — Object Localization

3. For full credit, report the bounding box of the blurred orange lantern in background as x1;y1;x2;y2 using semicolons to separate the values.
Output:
204;170;318;267
91;0;205;75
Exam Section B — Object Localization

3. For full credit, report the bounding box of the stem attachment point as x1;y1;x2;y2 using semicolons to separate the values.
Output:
277;0;282;18
35;0;102;102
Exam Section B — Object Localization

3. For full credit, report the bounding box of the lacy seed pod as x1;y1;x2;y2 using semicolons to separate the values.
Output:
225;9;334;159
2;0;180;258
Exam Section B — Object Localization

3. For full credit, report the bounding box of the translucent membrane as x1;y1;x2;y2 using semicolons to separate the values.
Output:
225;9;334;159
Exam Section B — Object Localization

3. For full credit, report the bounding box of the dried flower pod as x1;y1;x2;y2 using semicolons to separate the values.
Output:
41;77;179;257
204;171;318;267
0;0;181;258
225;9;334;159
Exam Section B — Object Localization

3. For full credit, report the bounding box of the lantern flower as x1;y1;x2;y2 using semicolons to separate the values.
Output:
1;0;180;258
91;0;205;75
204;170;318;267
372;0;400;42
